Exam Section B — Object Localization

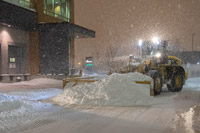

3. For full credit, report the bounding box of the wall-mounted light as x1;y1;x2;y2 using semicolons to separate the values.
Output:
1;30;13;43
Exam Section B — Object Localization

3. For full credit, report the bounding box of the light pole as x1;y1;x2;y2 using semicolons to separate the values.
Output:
138;40;143;58
192;33;195;51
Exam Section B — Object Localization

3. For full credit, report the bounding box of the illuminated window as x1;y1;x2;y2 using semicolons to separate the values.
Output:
6;0;34;10
19;0;33;9
44;0;70;22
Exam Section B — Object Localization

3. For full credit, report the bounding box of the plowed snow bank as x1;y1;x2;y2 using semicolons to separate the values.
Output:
51;73;168;106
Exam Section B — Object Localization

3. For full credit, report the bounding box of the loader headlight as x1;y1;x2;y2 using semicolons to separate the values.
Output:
155;52;161;58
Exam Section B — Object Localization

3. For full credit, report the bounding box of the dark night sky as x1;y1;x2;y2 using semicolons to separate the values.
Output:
74;0;200;65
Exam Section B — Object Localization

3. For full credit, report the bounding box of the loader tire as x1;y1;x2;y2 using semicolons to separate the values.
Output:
167;73;184;92
153;73;162;95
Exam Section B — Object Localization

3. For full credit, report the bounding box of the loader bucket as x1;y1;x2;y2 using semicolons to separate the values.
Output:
63;77;98;88
135;81;154;96
109;70;154;96
63;75;154;97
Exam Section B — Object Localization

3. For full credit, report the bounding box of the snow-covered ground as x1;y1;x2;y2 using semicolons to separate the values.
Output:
0;78;62;88
0;78;63;132
0;88;63;132
0;78;63;93
0;76;199;133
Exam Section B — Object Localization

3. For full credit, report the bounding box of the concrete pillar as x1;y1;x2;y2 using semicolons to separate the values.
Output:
1;42;8;74
70;0;75;70
29;31;39;74
70;38;75;68
0;29;11;74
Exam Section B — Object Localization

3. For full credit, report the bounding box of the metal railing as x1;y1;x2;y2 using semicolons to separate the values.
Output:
43;9;70;22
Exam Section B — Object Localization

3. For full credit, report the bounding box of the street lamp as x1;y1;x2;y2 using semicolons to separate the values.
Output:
192;34;195;51
138;40;143;47
138;40;143;58
152;37;159;45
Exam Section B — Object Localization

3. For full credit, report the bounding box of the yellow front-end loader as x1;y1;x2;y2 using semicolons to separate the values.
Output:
63;41;187;96
134;41;187;95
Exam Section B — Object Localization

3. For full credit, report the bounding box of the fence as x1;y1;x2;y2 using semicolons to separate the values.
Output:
182;64;200;78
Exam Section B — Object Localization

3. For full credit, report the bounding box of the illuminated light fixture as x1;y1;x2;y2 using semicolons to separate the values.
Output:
8;25;11;27
138;40;143;46
197;62;200;65
155;52;161;58
152;37;159;45
78;62;81;65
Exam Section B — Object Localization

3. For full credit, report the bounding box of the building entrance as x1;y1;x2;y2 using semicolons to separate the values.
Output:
8;45;23;74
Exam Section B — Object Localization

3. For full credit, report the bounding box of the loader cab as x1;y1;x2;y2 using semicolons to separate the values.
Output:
168;59;178;66
129;55;142;66
167;56;182;66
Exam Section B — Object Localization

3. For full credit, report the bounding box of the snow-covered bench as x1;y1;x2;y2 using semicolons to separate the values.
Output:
0;74;30;82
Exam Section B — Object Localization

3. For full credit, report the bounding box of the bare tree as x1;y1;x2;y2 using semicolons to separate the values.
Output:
103;44;122;71
92;44;132;73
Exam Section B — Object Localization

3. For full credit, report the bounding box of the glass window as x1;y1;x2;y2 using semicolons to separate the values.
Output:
44;0;70;22
168;60;178;65
54;0;61;16
66;0;70;20
18;0;34;9
44;0;54;16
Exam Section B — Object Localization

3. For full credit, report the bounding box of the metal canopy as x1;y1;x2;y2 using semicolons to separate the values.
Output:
39;22;95;38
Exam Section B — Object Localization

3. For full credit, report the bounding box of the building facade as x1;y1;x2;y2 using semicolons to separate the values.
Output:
0;0;95;81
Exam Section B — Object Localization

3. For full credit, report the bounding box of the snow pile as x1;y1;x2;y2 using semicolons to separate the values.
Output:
51;73;165;106
181;107;195;133
0;89;62;132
